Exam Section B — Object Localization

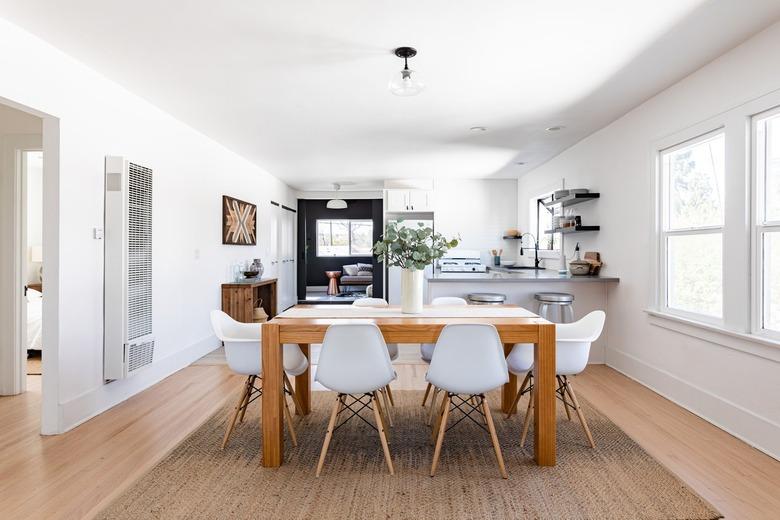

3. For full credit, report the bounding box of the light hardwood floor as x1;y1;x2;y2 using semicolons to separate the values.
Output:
1;361;778;519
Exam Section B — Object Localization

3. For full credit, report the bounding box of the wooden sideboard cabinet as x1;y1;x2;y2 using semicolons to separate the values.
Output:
221;278;278;323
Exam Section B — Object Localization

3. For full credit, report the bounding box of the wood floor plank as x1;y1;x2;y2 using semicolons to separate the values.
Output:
0;362;777;519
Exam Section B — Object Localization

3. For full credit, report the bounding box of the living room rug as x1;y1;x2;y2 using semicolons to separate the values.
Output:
98;390;721;519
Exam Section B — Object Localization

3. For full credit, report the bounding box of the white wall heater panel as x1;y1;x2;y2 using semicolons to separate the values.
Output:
104;156;154;380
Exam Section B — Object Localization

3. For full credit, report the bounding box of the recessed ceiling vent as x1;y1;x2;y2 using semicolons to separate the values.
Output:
104;156;154;381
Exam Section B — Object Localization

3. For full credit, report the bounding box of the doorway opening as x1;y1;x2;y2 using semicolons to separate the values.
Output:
0;103;43;399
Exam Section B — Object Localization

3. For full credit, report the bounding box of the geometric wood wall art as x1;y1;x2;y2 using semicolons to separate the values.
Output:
222;195;257;245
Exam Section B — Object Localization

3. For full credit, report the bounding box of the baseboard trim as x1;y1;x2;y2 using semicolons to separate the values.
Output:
58;336;221;433
607;348;780;461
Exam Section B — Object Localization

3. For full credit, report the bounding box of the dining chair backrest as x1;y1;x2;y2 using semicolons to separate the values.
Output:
555;310;606;375
430;296;468;306
427;324;509;395
315;323;396;394
210;310;261;375
352;297;389;307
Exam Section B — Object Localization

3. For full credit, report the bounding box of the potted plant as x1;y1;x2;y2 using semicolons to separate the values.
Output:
372;221;459;313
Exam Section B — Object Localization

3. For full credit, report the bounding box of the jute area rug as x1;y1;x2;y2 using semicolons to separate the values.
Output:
98;390;721;520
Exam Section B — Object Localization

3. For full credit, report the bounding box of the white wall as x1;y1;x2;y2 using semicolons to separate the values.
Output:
518;21;780;459
0;18;296;432
434;179;518;265
26;151;42;283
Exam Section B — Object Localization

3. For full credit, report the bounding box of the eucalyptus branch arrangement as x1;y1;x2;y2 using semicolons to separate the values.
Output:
372;220;459;270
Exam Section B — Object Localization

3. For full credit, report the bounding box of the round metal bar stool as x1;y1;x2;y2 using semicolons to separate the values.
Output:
467;293;506;305
534;292;574;323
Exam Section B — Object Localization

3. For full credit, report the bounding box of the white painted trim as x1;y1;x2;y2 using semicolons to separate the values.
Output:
58;335;221;433
607;348;780;461
645;309;780;363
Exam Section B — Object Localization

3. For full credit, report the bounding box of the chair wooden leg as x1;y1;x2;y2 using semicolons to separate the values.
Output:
430;394;451;477
564;377;595;448
557;375;572;421
380;388;394;427
222;377;250;449
421;382;432;407
430;390;449;443
427;388;441;426
374;391;391;443
519;386;534;448
238;375;256;423
481;396;508;479
385;385;395;407
283;395;298;447
316;395;342;477
505;372;532;420
372;392;395;475
284;373;304;416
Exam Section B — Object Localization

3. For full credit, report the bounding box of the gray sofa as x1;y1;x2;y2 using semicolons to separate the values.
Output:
341;262;373;288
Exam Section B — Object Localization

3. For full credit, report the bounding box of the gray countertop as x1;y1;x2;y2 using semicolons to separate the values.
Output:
427;267;619;283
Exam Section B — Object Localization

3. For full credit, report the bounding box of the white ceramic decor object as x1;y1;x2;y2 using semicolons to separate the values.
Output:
401;268;424;313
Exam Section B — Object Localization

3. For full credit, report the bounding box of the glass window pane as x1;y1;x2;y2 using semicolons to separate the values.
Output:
349;221;373;255
317;219;349;256
762;232;780;331
664;134;725;230
761;113;780;222
667;233;722;317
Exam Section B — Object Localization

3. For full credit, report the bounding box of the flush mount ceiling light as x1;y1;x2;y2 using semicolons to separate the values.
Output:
389;47;425;96
326;183;348;209
470;126;488;132
545;125;566;132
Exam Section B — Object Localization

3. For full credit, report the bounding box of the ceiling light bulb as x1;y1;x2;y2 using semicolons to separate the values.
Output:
389;47;425;96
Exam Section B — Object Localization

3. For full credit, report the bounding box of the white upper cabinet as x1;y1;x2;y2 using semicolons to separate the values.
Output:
385;189;434;212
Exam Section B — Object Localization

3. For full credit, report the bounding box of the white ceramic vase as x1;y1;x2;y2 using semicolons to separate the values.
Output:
400;268;424;314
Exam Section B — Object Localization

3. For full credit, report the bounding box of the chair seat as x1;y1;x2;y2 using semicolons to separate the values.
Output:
506;343;534;375
387;342;399;362
420;342;434;363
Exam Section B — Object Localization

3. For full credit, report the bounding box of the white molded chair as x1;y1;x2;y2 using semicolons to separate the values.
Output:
210;310;308;449
420;297;468;411
426;324;509;478
352;297;398;415
314;323;397;476
505;310;606;449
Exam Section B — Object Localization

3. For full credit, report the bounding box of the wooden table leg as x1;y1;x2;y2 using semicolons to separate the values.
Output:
261;322;284;467
295;343;311;415
501;343;518;414
534;323;556;466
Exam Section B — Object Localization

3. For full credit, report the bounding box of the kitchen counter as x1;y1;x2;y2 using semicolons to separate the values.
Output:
427;267;618;283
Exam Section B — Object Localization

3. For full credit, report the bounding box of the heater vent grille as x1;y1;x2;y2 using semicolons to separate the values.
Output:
127;162;153;341
127;340;155;373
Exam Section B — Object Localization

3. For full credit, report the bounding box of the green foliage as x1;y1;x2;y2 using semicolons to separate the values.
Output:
372;220;459;270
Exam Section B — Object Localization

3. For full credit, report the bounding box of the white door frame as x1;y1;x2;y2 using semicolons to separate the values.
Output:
0;96;61;434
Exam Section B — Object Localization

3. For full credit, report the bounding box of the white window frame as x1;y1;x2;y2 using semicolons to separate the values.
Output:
751;105;780;341
657;129;726;325
315;219;373;257
650;88;780;355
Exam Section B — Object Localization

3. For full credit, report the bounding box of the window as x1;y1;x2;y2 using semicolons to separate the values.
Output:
660;132;725;319
755;109;780;333
529;194;561;251
316;219;373;257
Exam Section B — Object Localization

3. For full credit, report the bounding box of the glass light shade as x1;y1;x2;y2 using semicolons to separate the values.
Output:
326;199;347;209
388;68;425;96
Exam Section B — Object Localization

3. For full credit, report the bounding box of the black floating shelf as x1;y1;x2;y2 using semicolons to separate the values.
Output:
544;225;600;235
502;235;523;240
542;192;600;208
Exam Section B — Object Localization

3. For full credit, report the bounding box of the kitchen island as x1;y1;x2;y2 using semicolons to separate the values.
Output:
426;267;619;363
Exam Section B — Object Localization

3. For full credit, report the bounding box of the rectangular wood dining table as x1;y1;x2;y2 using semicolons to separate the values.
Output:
260;305;557;467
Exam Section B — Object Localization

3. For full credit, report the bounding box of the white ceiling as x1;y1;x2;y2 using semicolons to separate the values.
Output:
1;0;779;190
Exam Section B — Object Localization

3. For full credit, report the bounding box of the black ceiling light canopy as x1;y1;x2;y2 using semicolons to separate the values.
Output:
389;46;425;96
